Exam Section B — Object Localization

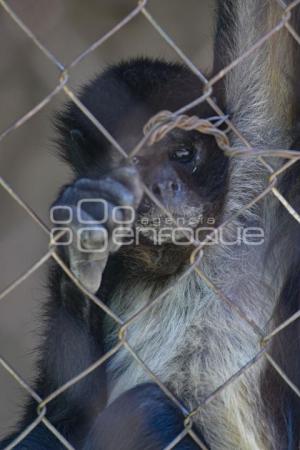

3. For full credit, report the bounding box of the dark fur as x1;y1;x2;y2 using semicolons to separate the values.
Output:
2;2;300;449
2;61;217;449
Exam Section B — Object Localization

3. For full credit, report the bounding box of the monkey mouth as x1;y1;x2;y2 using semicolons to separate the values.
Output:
137;196;152;215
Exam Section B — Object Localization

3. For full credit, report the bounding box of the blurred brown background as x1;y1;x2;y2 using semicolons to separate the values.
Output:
0;0;214;436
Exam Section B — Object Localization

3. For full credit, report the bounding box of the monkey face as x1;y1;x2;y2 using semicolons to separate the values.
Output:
57;61;229;246
133;129;229;238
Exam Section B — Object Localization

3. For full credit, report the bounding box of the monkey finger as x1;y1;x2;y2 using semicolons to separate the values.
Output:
68;247;109;293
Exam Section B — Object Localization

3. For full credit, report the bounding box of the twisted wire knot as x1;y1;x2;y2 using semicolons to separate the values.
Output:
143;110;230;151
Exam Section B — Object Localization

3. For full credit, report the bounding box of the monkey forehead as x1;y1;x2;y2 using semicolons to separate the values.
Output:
57;58;211;143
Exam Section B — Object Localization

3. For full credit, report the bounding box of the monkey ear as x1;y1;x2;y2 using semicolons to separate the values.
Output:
70;129;85;147
69;129;88;173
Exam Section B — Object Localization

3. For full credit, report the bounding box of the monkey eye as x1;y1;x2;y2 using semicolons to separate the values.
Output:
170;148;196;163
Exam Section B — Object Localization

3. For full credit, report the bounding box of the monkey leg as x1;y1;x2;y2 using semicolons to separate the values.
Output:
83;383;204;450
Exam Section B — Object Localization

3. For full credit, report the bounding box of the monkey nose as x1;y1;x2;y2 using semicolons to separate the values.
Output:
152;181;179;198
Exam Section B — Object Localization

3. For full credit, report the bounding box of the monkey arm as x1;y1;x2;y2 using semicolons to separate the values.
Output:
0;265;107;449
1;167;144;448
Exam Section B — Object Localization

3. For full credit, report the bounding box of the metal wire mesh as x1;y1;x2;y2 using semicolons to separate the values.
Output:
1;0;300;448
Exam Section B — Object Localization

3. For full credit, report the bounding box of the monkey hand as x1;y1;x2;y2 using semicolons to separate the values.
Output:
51;166;143;293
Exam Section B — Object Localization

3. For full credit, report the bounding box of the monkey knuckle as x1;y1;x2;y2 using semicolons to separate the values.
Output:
79;227;107;249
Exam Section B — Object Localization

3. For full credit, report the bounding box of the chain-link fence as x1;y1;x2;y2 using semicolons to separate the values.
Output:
1;0;300;448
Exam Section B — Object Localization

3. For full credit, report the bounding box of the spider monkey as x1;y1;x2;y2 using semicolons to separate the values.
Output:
2;1;300;449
